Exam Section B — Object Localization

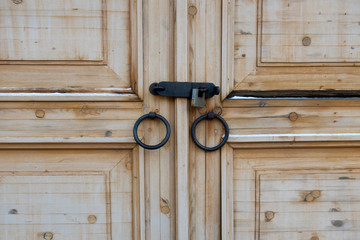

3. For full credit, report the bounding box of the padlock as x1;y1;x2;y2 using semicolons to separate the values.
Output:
191;88;206;108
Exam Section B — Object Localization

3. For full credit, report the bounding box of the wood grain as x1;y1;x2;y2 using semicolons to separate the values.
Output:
0;149;139;240
175;0;189;239
0;102;142;143
0;0;142;100
0;0;103;61
231;147;360;240
226;0;360;95
261;0;360;63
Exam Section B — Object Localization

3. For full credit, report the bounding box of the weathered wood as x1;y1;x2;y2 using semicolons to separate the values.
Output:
188;1;206;239
226;147;360;239
224;0;360;96
221;0;234;100
221;144;233;240
142;0;175;239
0;0;143;100
175;0;189;239
261;0;360;63
0;0;103;61
0;149;143;239
0;102;142;143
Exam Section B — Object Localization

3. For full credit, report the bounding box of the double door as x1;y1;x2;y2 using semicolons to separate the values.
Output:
2;0;360;239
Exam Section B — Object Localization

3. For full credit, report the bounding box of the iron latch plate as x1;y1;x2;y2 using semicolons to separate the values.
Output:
149;82;220;99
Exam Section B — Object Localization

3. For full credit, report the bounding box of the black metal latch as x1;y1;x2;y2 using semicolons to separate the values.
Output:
149;82;220;107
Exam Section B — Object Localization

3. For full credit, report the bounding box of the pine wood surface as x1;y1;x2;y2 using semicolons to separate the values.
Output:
4;0;360;239
0;149;143;239
229;147;360;240
0;0;143;100
226;0;360;94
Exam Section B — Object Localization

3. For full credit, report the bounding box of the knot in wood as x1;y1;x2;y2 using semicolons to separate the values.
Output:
265;211;275;222
188;5;198;16
8;209;18;214
288;112;298;121
302;36;312;46
12;0;23;4
213;106;223;115
161;206;170;215
35;109;46;118
88;215;97;224
126;162;133;170
43;232;53;240
304;190;321;202
331;220;344;227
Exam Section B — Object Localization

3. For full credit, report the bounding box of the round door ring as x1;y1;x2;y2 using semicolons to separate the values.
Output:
133;112;171;150
191;112;229;151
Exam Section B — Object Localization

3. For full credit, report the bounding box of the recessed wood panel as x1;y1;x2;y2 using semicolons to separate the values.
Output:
260;172;360;239
223;0;360;97
0;0;103;61
261;0;360;63
231;147;360;240
0;149;138;240
1;174;109;239
0;0;143;100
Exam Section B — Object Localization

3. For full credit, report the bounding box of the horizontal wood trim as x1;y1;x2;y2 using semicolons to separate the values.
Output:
228;90;360;98
223;99;360;108
0;93;141;101
0;137;136;143
0;102;143;143
228;133;360;143
0;143;136;150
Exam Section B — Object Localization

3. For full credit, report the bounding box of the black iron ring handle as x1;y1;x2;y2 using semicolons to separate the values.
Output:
191;112;229;151
133;112;171;150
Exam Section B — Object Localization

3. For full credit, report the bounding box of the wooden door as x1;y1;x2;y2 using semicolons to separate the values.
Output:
3;0;360;240
0;0;148;239
221;0;360;239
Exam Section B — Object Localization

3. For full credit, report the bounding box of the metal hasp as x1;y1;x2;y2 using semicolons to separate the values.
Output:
150;82;220;107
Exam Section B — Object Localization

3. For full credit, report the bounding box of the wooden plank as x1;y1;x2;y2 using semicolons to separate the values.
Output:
221;0;234;100
0;65;129;90
132;146;145;240
106;0;131;85
188;1;206;239
204;1;222;238
0;149;130;172
222;105;360;142
110;151;134;239
130;0;143;99
157;1;174;239
260;231;360;240
142;0;175;238
233;0;257;93
221;144;233;240
175;0;189;239
0;102;142;143
223;98;360;108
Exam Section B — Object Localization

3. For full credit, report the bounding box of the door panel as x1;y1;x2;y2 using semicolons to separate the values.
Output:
225;147;360;240
222;0;360;97
260;172;360;239
0;149;140;240
0;0;143;100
